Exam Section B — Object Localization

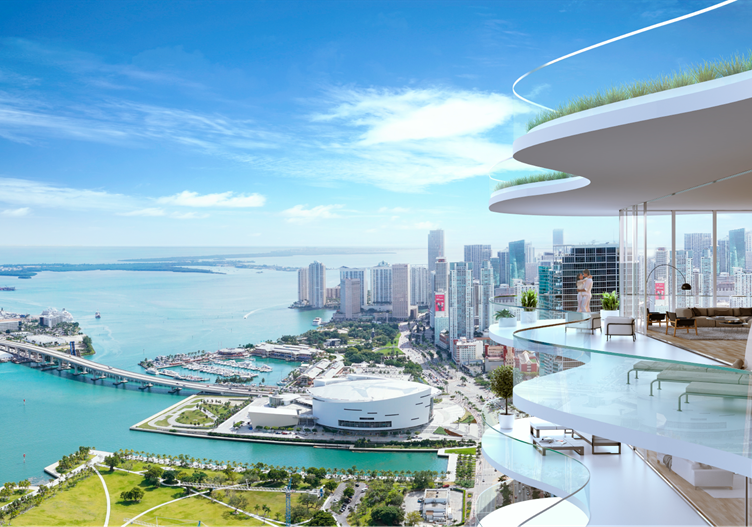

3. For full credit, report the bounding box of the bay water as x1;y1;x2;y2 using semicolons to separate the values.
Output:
0;247;445;483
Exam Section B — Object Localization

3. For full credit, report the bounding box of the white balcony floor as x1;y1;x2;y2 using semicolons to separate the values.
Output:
485;418;708;526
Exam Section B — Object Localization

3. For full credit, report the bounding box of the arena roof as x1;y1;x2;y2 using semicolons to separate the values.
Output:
308;378;438;403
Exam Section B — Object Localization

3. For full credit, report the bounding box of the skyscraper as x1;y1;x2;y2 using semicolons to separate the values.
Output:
391;264;411;319
340;278;361;319
700;256;713;307
489;257;501;286
340;268;368;308
654;247;668;281
498;250;510;285
553;229;564;247
410;265;430;306
428;229;445;274
308;261;326;308
434;257;449;292
718;238;730;275
509;240;526;282
729;228;746;271
479;261;494;332
464;245;491;280
449;261;474;362
684;233;712;266
370;261;392;304
297;267;309;303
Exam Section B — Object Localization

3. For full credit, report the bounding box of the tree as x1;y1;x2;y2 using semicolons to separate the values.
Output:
104;455;121;471
120;486;145;502
324;479;338;492
411;470;434;490
143;465;164;486
309;510;337;526
489;365;514;415
254;504;261;515
343;486;355;498
228;493;248;511
262;504;271;517
299;492;320;510
370;505;404;526
162;470;178;484
405;511;423;526
291;505;309;523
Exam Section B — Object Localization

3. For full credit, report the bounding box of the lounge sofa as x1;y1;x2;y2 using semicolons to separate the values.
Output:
675;307;752;328
658;455;735;489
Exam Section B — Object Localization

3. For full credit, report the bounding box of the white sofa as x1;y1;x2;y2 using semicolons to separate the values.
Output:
671;457;734;489
604;316;635;341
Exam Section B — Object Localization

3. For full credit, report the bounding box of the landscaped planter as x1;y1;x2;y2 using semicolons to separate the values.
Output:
600;310;619;330
497;413;515;429
520;310;537;325
497;317;517;328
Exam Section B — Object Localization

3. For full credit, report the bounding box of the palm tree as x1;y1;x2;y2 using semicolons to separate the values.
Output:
254;504;260;515
262;504;271;518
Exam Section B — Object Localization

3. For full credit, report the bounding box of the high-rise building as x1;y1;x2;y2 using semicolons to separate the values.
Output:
729;228;746;271
509;240;526;282
410;265;430;306
308;261;326;308
684;233;712;266
370;261;392;304
464;245;492;280
718;238;730;275
391;264;411;319
449;261;474;362
490;257;501;286
297;267;309;303
525;243;535;265
525;262;539;283
340;268;368;308
561;244;619;312
428;230;445;274
700;256;713;307
479;261;494;332
553;229;564;247
747;231;752;253
434;257;449;292
654;247;668;281
498;250;510;285
340;279;361;319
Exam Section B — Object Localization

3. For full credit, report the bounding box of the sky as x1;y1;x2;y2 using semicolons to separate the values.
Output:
0;0;749;256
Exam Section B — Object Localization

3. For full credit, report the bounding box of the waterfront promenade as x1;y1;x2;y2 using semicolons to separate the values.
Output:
0;338;270;397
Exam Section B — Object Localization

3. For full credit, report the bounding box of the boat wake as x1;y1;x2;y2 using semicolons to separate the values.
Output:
243;308;262;319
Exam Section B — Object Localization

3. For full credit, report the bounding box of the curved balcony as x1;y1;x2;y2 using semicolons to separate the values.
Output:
478;399;590;526
490;1;752;216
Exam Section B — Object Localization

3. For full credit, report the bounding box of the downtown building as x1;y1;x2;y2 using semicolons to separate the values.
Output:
428;229;445;274
464;244;491;280
340;278;361;319
307;261;326;309
448;261;473;362
391;263;411;320
340;267;368;308
410;265;431;306
370;261;392;305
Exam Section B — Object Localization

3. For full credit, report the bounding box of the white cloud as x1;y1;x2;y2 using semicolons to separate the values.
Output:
157;190;266;208
0;177;131;210
281;204;343;224
118;208;167;217
1;207;30;217
415;221;438;230
379;207;409;213
170;211;209;220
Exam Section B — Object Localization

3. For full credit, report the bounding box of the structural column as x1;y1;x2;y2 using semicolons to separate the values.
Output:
713;211;718;307
671;211;676;312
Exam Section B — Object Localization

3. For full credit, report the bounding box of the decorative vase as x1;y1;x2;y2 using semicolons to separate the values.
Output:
497;413;515;430
520;310;537;325
498;318;517;328
600;310;619;330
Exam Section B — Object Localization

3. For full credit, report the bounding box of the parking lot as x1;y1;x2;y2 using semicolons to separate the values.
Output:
328;481;368;526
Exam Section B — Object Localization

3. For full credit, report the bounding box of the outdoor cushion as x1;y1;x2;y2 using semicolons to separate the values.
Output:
657;371;742;384
665;364;709;372
676;308;693;318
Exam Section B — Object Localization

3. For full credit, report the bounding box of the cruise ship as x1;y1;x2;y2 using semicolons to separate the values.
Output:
311;317;322;326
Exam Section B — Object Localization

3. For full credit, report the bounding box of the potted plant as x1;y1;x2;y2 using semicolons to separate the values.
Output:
490;365;515;429
600;291;620;329
494;309;516;328
520;290;538;324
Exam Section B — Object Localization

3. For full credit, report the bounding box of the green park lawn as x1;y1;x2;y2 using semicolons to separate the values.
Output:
445;447;477;455
11;474;106;526
102;470;186;526
140;495;266;526
175;408;213;426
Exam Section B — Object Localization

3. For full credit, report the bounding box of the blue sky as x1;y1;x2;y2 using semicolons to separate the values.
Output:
0;0;748;256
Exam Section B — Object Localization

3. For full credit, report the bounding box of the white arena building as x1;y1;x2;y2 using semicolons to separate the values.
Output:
309;375;441;431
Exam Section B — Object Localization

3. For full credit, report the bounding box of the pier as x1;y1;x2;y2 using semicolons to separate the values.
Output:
0;338;274;396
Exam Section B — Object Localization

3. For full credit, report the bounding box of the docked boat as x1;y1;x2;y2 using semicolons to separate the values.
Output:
312;317;322;326
146;367;160;375
95;311;101;319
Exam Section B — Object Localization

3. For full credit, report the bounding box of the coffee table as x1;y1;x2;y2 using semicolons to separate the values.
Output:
532;436;584;456
712;316;747;329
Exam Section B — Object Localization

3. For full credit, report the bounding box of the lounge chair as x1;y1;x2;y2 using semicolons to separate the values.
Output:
650;370;746;396
678;382;752;411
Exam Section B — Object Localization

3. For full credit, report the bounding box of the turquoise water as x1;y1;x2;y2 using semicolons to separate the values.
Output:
0;247;445;483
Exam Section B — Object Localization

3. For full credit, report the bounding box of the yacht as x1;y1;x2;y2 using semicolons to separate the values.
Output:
95;311;101;319
312;317;322;326
145;367;160;375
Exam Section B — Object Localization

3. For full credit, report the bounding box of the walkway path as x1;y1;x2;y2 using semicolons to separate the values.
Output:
92;465;111;527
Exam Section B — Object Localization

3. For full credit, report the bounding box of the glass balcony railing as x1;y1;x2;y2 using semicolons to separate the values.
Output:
477;399;591;526
512;1;749;135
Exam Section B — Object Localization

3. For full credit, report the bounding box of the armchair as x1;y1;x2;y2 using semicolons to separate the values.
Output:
666;312;698;337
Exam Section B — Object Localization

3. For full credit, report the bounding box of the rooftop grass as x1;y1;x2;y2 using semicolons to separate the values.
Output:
527;51;752;131
493;171;572;192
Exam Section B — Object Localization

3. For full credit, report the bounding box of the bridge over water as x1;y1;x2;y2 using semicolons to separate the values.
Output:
0;338;274;397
